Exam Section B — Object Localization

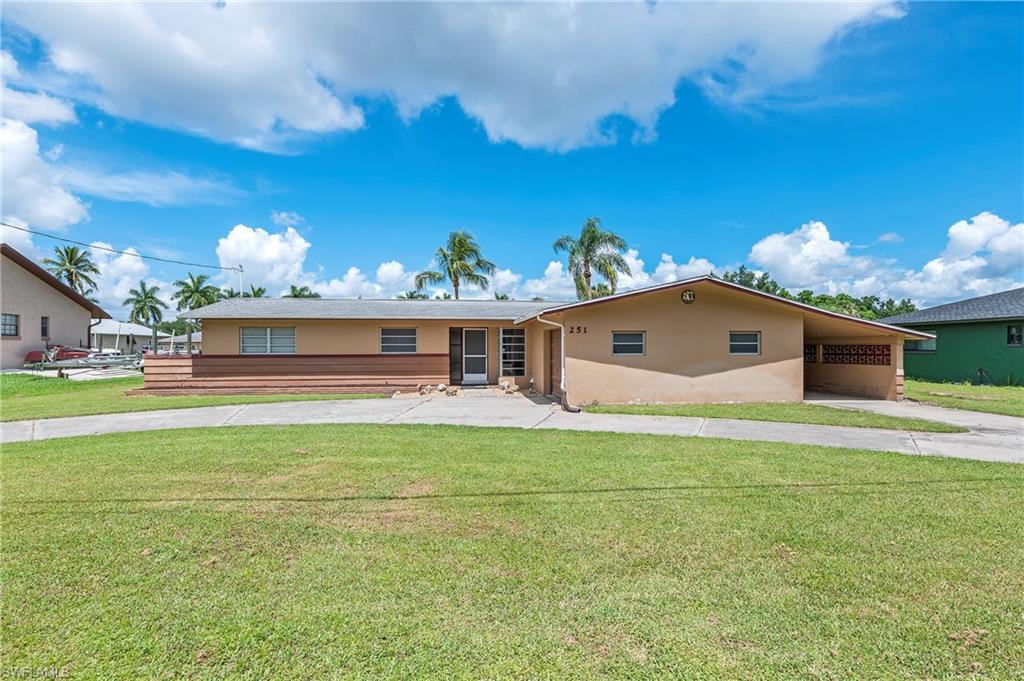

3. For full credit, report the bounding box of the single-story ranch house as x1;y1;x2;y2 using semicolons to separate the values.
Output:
2;243;110;369
146;277;931;405
880;287;1022;385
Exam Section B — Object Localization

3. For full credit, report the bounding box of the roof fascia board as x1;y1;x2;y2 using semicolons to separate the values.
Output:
518;276;933;338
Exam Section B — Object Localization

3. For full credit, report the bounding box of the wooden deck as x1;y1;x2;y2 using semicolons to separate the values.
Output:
140;354;449;394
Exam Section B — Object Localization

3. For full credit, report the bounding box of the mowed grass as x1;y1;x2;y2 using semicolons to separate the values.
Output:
587;401;967;433
905;379;1024;418
0;373;384;422
3;425;1022;679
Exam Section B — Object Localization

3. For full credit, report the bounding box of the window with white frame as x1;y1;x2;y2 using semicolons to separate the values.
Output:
1;313;19;337
500;328;526;376
380;328;417;353
612;331;645;356
905;332;937;353
729;331;761;355
240;327;296;354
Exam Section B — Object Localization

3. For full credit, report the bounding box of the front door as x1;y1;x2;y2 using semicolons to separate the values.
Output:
462;328;488;384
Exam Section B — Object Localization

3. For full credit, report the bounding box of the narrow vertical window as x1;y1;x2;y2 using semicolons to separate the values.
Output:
1008;325;1022;347
500;328;526;376
40;316;50;338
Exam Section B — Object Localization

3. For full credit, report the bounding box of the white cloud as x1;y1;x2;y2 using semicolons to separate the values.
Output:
654;253;720;281
889;212;1023;303
491;268;522;295
5;2;901;151
375;260;414;289
748;220;875;292
746;213;1023;306
270;210;305;228
60;166;242;207
2;51;77;126
0;219;42;261
215;224;311;289
2;86;77;126
311;267;382;298
43;143;64;161
0;117;88;230
877;231;903;243
521;261;577;300
88;241;173;319
214;223;418;298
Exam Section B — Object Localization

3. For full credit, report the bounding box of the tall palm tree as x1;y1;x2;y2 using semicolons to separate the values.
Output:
243;284;267;298
123;281;168;354
396;290;428;300
415;230;495;300
171;273;220;354
222;287;242;298
42;245;100;295
552;217;630;300
286;285;321;298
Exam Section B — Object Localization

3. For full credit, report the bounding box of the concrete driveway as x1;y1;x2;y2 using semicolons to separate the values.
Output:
2;392;1021;463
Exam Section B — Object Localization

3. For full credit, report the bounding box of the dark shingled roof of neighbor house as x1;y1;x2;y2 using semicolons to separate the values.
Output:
180;297;567;321
879;287;1024;325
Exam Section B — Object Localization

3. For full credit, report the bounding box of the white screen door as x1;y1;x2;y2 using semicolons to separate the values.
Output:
462;328;488;384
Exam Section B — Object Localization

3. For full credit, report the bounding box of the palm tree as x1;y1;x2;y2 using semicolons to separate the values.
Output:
243;285;267;298
222;287;242;298
590;282;613;298
286;285;321;298
171;273;220;354
123;281;168;354
42;245;100;295
415;230;495;300
494;292;510;300
396;290;428;300
552;217;630;300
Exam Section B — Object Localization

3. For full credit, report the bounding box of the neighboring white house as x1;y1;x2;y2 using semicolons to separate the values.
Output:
90;319;168;354
1;243;111;369
157;331;202;354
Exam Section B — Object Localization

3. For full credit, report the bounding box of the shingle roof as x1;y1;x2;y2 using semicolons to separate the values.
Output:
879;287;1024;325
181;297;566;321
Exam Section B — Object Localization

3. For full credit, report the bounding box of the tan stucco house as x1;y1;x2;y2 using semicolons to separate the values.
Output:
147;277;931;405
1;243;110;369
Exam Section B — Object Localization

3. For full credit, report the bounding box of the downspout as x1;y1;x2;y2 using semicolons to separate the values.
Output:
535;314;581;413
88;318;102;351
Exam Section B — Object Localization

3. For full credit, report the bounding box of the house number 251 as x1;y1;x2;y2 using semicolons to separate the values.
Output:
568;326;587;334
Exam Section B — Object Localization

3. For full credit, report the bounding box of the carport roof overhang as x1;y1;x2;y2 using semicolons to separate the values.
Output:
515;276;934;340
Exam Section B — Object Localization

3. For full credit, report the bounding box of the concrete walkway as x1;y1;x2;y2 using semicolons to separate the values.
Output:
2;392;1021;463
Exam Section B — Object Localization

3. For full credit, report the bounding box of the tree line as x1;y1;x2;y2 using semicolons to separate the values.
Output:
39;219;916;353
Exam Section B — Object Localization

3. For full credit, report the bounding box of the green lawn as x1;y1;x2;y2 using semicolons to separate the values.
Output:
587;401;967;433
905;379;1024;418
0;373;384;422
3;425;1022;679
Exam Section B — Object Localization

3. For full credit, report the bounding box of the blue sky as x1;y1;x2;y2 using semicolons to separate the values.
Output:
1;2;1021;316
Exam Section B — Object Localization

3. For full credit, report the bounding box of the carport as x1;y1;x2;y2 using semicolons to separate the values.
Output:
801;310;932;401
